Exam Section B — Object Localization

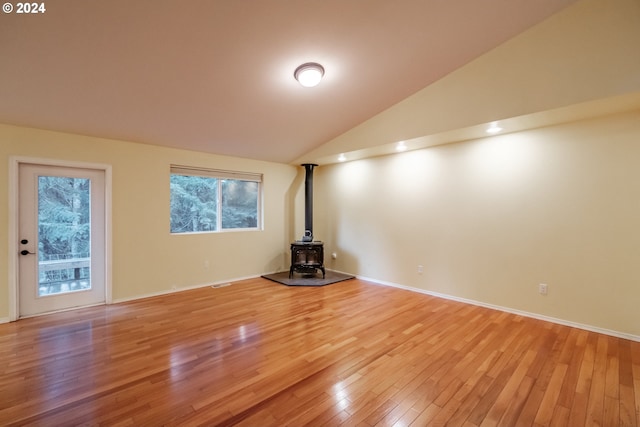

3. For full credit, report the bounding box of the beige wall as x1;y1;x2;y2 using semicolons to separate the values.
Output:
315;110;640;338
0;124;299;319
2;116;638;338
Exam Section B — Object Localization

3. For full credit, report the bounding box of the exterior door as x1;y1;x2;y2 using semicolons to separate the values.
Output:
18;163;106;317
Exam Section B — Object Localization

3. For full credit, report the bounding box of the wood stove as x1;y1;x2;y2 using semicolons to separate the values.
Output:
289;241;325;278
289;163;325;278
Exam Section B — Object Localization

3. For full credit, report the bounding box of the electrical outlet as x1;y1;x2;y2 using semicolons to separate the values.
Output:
417;265;424;274
539;283;548;295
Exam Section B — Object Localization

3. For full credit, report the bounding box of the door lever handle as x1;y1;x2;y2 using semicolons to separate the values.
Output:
20;250;36;256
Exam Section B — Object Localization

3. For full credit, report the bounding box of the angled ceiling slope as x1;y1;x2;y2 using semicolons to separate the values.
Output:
297;0;640;165
0;0;578;164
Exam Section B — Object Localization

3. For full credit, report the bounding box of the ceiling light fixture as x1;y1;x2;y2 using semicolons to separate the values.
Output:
294;62;325;87
338;153;346;162
396;141;407;152
486;122;503;134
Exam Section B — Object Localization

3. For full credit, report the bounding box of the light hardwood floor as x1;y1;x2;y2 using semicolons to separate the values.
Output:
0;277;638;426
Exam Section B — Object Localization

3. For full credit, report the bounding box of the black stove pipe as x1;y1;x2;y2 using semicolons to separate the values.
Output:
302;163;317;242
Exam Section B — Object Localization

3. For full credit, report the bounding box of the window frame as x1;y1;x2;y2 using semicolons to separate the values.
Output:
170;165;263;234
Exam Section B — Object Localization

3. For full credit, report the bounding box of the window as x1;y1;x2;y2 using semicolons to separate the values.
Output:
170;165;262;234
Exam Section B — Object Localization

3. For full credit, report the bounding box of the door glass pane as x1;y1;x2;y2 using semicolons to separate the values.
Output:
37;176;91;296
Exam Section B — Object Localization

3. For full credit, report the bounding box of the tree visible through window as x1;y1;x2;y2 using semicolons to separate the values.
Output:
170;166;261;233
221;179;259;229
37;176;91;294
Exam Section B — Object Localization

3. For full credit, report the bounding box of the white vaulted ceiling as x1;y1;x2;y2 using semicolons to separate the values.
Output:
0;0;582;163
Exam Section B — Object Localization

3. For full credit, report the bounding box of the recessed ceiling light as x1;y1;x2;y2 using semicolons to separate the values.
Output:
294;62;325;88
338;153;346;162
486;122;502;134
396;141;407;152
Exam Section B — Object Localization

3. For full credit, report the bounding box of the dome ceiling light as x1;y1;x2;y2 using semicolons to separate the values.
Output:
294;62;325;88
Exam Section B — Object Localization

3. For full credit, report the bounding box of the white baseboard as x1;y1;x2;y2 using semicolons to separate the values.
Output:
357;275;640;343
22;272;636;343
0;317;9;324
109;269;348;305
111;274;261;304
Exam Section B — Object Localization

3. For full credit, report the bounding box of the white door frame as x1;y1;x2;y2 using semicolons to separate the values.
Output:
8;156;113;321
